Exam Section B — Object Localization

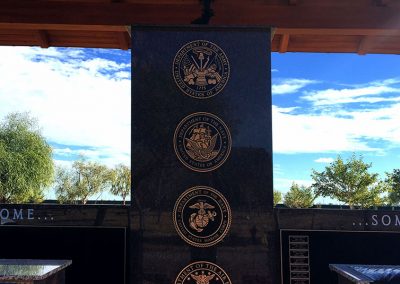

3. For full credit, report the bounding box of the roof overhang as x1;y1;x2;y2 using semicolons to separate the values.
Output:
0;0;400;54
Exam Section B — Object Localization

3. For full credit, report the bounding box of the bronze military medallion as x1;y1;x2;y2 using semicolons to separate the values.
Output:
173;40;230;99
173;186;232;247
173;112;231;172
175;261;232;284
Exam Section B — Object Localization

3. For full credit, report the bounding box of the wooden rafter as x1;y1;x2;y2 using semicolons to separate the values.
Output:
279;34;290;53
0;0;399;54
0;1;201;25
210;2;400;29
0;1;398;29
375;0;389;6
275;28;400;36
37;30;49;48
358;36;373;55
117;32;130;50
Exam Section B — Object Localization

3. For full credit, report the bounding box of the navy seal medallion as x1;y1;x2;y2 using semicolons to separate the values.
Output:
175;261;232;284
173;112;231;172
173;186;232;248
173;40;230;99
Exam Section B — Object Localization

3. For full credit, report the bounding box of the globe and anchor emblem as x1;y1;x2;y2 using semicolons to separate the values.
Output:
173;186;231;248
189;201;217;233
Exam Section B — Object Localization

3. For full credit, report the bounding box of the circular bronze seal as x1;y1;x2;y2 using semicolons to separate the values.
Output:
175;261;232;284
173;112;232;172
173;186;232;248
173;40;230;99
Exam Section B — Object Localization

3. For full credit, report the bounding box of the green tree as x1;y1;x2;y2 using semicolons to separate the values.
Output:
55;159;110;204
284;182;314;208
273;190;282;206
311;154;385;208
0;112;54;203
386;169;400;205
54;166;79;204
110;164;131;205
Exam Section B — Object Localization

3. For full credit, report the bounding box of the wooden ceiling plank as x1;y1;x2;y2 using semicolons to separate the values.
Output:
0;1;398;29
210;2;400;29
0;23;126;32
279;34;290;53
0;1;201;25
375;0;389;6
289;0;298;5
276;28;400;36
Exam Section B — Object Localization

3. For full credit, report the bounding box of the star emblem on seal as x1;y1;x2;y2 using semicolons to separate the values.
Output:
173;186;232;248
173;112;232;172
175;261;232;284
173;40;230;99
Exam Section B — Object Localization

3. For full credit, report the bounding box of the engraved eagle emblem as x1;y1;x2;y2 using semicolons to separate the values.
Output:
189;201;217;233
183;47;222;88
185;124;218;161
191;272;216;284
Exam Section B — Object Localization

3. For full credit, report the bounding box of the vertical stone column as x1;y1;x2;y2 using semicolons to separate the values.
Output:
131;26;273;284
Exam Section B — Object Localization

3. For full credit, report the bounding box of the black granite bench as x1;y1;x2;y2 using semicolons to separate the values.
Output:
0;259;72;284
330;264;400;284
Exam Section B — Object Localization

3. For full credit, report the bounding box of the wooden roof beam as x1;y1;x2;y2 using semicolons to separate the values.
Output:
358;36;373;55
117;31;130;50
0;1;201;25
375;0;389;6
0;1;399;29
275;28;400;36
210;3;400;29
37;30;49;48
0;23;126;32
279;34;290;53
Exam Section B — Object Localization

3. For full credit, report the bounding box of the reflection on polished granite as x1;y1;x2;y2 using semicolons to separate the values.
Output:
0;259;71;281
330;264;400;283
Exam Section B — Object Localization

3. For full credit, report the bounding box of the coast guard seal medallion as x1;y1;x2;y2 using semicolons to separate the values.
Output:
173;186;232;247
173;112;231;172
173;40;230;99
175;261;232;284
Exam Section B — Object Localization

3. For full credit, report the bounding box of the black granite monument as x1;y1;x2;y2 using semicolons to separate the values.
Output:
131;26;273;283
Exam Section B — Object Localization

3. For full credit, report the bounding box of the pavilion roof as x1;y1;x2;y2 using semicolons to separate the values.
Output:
0;0;399;54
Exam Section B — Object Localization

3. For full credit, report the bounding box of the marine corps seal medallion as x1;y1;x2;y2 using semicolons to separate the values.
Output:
173;112;231;172
175;261;232;284
173;186;231;247
173;40;230;99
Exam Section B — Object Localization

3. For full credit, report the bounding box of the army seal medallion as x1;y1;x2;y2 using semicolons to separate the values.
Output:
173;112;231;172
175;261;232;284
173;186;232;247
173;40;230;99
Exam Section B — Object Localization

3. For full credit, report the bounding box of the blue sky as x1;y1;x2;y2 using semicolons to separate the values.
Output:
272;53;400;203
0;46;399;202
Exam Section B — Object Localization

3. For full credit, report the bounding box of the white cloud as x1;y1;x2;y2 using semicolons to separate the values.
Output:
274;177;313;194
0;46;131;167
53;147;130;168
272;79;317;95
53;159;74;169
272;102;400;154
302;80;400;106
314;157;334;163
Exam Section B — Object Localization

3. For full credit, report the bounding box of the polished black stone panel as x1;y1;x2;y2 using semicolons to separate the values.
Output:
281;230;400;284
0;226;126;284
131;26;273;284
